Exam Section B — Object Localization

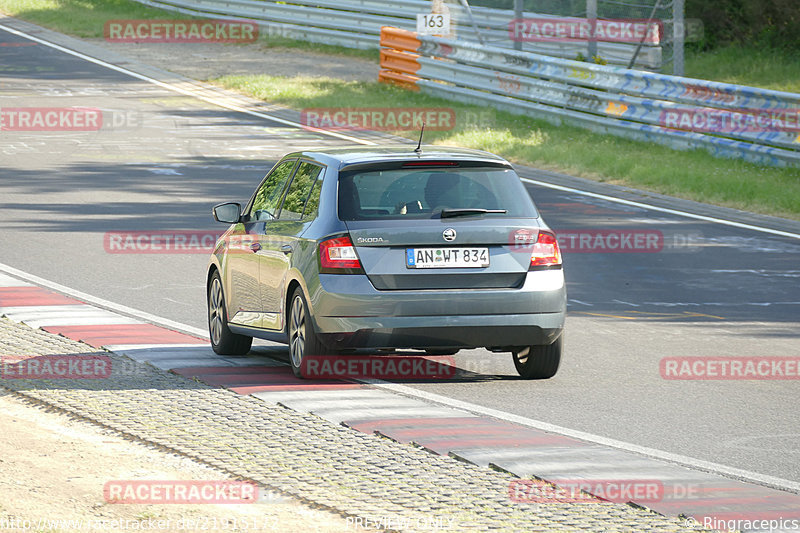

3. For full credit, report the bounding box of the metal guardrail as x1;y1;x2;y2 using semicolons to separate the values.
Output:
132;0;662;69
379;27;800;168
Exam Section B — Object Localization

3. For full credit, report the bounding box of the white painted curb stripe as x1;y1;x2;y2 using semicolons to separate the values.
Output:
252;391;392;404
103;343;210;351
283;397;428;411
305;406;476;425
0;273;33;287
2;305;142;327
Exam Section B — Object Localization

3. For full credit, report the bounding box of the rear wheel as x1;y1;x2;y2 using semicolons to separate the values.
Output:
512;336;562;379
208;271;252;355
288;287;327;378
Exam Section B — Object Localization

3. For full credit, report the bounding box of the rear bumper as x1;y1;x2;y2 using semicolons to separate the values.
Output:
311;269;566;349
316;314;564;349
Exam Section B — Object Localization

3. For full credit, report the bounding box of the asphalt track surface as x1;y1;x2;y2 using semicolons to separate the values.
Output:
1;19;799;491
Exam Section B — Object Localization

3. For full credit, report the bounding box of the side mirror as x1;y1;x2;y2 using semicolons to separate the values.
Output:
212;202;242;224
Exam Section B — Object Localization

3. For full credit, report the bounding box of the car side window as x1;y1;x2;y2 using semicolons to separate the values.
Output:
250;159;296;221
278;163;325;221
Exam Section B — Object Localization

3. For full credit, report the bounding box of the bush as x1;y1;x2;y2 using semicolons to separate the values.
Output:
686;0;799;51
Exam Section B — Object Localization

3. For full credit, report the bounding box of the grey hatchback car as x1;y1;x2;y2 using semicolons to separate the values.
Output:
207;146;566;379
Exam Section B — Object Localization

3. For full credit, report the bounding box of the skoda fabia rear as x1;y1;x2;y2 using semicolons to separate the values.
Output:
208;146;566;379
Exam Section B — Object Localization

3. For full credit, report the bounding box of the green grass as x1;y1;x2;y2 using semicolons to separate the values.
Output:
0;0;183;38
3;0;799;218
685;46;800;93
254;36;378;61
216;74;800;219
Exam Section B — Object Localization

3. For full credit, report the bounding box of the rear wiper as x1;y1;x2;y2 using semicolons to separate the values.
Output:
439;208;508;218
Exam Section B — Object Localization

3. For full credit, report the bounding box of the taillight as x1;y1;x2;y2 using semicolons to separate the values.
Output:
530;231;562;268
319;235;363;274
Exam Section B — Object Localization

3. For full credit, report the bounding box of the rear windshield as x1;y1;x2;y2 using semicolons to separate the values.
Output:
337;167;538;220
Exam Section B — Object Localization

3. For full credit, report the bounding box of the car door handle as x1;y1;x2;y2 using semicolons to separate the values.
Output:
280;244;293;255
250;242;262;253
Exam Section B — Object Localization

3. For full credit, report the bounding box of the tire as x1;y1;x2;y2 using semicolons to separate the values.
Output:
287;287;327;378
208;271;252;356
512;336;562;379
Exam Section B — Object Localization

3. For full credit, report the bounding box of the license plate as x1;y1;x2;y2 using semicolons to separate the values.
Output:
406;247;490;268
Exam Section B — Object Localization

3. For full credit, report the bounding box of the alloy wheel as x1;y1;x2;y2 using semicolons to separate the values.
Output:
208;277;224;345
289;295;306;369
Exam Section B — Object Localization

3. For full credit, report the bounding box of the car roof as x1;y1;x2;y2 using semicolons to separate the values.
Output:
285;145;511;168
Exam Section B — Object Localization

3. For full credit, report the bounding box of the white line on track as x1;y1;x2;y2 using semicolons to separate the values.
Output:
1;260;799;495
2;22;799;240
2;21;800;494
521;177;800;240
0;22;376;147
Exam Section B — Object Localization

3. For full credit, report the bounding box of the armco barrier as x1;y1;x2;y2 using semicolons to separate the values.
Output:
131;0;662;69
379;27;800;168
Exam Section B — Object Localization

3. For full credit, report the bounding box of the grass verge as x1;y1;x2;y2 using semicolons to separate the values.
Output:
685;46;800;94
